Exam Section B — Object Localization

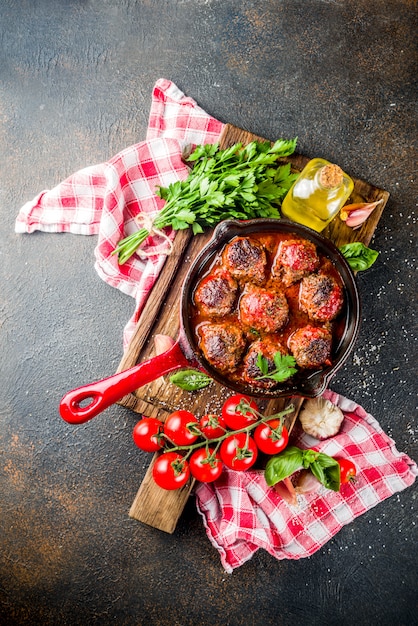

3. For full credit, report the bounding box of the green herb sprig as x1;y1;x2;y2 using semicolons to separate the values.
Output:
169;369;213;391
113;138;298;264
339;242;379;271
264;446;341;492
256;351;298;383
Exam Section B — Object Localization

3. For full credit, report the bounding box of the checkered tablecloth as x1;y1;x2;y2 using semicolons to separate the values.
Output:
15;78;225;348
15;80;416;573
195;389;417;572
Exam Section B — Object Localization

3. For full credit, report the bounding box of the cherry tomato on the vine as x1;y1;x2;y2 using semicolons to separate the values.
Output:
221;394;259;431
132;417;163;452
220;432;258;471
337;458;357;484
152;452;190;490
254;420;289;455
189;447;223;483
199;414;226;440
163;410;200;446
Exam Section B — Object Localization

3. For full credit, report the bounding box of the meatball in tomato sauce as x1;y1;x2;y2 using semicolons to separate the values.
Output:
288;325;332;369
194;268;238;318
222;236;266;284
198;322;246;373
239;284;289;333
243;338;289;389
272;238;319;286
299;273;344;322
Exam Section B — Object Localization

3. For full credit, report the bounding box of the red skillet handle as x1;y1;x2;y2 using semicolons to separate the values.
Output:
59;341;190;424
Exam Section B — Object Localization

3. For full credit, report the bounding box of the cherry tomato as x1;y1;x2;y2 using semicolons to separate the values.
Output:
199;414;226;440
132;417;163;452
220;432;258;471
254;420;289;455
163;410;199;446
152;452;190;490
337;458;357;484
221;394;259;431
189;447;223;483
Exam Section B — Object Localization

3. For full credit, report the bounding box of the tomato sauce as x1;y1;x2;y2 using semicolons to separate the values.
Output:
189;231;347;386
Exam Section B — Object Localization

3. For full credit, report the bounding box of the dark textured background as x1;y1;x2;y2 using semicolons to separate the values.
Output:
1;1;417;624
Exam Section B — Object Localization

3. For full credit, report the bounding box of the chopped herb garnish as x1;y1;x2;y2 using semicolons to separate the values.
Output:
256;351;297;383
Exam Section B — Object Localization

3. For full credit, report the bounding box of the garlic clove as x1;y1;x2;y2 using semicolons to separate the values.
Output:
154;334;175;355
340;199;383;229
273;476;298;506
295;470;322;494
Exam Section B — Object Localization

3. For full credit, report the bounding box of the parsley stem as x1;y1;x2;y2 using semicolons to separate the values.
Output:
112;138;298;264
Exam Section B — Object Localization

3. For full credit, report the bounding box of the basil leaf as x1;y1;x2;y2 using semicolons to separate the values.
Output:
311;462;340;492
309;461;327;485
264;446;304;486
315;451;340;468
339;242;379;271
301;448;318;468
265;446;341;492
309;452;341;492
324;464;341;492
169;370;212;391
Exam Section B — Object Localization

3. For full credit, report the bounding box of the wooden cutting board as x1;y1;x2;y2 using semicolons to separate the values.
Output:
116;123;390;533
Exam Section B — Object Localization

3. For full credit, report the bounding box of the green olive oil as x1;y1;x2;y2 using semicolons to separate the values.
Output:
281;158;354;232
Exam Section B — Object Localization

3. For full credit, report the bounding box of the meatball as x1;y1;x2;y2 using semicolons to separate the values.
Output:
194;268;238;317
299;273;344;321
272;238;319;286
239;284;289;333
288;325;332;369
222;236;267;284
198;322;246;373
243;338;288;389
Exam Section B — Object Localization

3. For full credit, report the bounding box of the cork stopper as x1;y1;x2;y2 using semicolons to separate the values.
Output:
319;164;343;189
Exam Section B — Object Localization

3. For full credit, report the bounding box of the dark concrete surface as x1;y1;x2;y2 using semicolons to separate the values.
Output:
1;1;417;625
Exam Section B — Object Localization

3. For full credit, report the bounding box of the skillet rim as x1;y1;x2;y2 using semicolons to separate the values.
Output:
180;218;361;399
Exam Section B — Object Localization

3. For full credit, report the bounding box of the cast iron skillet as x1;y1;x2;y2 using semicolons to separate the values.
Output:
59;219;361;424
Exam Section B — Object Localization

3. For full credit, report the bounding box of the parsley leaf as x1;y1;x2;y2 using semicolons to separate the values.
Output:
113;138;298;264
256;352;297;383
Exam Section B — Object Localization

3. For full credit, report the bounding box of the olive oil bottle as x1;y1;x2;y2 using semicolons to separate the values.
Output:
281;158;354;232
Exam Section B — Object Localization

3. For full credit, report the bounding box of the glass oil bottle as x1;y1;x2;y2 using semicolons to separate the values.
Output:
281;158;354;232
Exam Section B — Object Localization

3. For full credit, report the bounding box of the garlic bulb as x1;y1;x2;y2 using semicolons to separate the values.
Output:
299;397;344;440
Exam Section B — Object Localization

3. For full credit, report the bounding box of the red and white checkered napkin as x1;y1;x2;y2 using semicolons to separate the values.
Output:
195;389;417;573
15;78;225;348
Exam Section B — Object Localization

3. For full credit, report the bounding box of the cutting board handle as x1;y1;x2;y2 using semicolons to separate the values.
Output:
59;341;190;424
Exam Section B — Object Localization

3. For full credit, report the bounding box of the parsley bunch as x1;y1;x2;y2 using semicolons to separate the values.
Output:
114;138;298;264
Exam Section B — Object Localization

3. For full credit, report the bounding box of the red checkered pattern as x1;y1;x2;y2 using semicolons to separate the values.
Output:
15;79;225;348
195;389;417;573
14;82;416;570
